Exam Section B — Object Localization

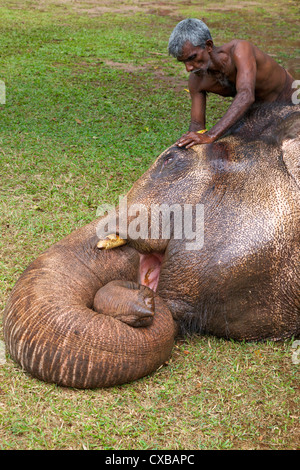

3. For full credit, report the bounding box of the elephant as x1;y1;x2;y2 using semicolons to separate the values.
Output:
3;102;300;389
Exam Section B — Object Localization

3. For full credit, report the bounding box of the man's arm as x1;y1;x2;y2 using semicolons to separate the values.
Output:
207;42;256;141
176;76;207;146
178;41;257;148
189;85;207;131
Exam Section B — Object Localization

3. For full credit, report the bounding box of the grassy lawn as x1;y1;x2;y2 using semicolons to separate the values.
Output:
0;0;299;450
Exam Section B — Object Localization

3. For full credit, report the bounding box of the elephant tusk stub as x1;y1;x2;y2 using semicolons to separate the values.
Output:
97;234;127;250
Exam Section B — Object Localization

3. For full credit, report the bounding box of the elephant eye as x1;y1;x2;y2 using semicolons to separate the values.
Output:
163;155;174;166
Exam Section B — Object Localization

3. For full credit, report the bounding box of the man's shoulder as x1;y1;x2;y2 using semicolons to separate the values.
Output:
188;72;207;93
230;39;255;55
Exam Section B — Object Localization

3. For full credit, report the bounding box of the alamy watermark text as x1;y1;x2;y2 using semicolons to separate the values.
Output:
96;196;204;251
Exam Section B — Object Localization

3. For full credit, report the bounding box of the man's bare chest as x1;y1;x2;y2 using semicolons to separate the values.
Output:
199;71;237;97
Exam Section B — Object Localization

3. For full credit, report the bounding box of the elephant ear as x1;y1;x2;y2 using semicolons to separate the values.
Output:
277;111;300;188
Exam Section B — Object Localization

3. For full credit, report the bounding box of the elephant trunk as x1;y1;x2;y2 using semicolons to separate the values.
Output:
3;218;176;389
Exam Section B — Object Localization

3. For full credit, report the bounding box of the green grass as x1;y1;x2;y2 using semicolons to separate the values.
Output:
0;0;299;450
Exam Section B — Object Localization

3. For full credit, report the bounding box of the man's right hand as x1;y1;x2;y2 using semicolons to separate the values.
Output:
176;131;214;148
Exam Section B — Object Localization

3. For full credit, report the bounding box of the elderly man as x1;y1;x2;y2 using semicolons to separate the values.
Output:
168;18;295;148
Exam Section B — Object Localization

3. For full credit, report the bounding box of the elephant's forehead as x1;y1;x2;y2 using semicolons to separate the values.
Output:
157;144;204;159
157;137;239;160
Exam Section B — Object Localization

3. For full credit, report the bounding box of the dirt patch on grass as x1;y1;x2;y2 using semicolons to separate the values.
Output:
69;58;189;92
104;60;144;73
102;60;187;91
49;0;259;18
34;0;184;16
205;1;263;11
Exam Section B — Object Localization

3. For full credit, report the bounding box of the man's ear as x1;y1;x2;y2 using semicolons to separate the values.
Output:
205;39;213;52
277;111;300;188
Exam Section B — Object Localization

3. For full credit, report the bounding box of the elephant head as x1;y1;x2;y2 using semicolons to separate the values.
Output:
3;103;300;389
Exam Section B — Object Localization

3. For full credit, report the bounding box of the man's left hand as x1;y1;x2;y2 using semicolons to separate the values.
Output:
176;131;214;148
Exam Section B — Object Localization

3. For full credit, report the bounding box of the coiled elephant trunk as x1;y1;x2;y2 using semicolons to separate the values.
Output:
3;218;176;389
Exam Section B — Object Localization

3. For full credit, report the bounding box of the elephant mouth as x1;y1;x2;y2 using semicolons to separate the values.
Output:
97;234;164;292
139;252;164;292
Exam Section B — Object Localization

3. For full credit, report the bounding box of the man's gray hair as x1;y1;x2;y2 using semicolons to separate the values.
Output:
168;18;212;58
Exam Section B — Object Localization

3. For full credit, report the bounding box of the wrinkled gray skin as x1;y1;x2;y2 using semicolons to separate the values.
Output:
3;103;300;389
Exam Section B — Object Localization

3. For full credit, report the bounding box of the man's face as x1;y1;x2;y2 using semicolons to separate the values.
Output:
178;41;211;74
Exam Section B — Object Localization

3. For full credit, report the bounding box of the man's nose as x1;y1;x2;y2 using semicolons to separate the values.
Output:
185;62;194;73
